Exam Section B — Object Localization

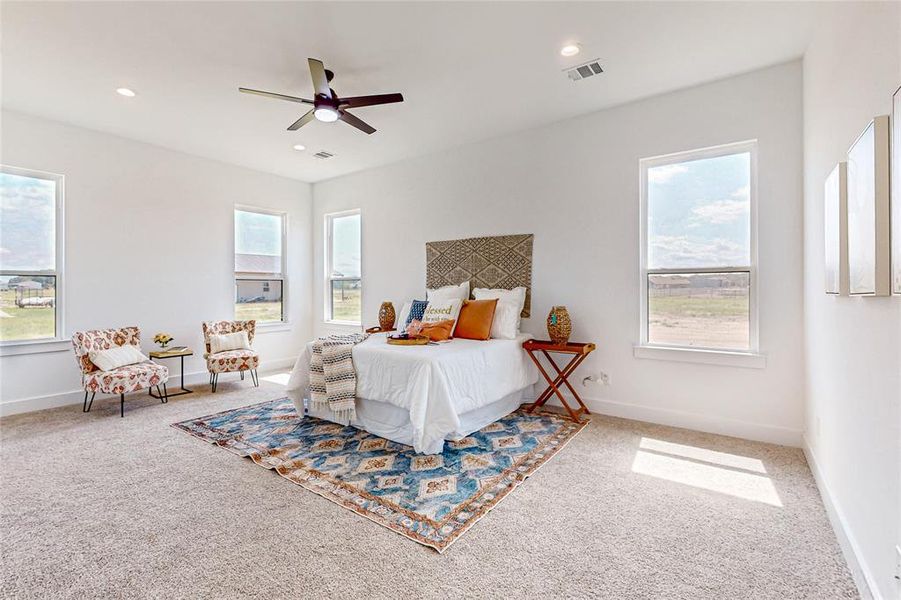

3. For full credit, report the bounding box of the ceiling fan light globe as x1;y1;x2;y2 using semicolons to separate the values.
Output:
314;107;339;122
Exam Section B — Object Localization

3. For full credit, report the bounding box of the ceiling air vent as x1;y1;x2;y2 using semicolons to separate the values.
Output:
313;151;335;159
565;59;604;82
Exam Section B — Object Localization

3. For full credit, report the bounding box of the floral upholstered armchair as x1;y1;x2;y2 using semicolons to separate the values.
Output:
201;320;260;392
71;326;169;417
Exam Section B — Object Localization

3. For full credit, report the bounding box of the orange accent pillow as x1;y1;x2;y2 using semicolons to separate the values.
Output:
454;299;498;340
419;319;455;342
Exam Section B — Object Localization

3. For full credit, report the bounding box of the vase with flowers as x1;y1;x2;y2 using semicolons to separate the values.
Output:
153;332;174;349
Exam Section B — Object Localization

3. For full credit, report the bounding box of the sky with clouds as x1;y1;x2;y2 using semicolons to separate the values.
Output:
647;152;750;269
329;213;361;277
234;209;359;277
0;172;57;272
235;209;282;257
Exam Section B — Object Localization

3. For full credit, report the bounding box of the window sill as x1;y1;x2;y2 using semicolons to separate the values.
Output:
255;322;293;334
633;345;766;369
0;338;72;357
323;320;362;329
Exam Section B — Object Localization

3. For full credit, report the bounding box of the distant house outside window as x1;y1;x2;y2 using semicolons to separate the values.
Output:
325;210;361;324
235;207;286;324
0;165;64;344
639;141;757;353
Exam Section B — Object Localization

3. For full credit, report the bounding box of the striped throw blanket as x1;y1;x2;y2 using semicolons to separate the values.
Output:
309;333;369;423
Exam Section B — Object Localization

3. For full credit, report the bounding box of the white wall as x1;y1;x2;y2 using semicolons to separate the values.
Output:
312;62;805;446
802;4;901;598
0;111;313;415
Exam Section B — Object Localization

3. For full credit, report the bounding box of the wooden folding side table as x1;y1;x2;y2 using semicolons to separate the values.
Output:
523;339;596;423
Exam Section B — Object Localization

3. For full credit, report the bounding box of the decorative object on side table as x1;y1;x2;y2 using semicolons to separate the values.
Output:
153;332;174;349
523;339;596;423
546;305;572;345
378;301;396;330
149;347;194;399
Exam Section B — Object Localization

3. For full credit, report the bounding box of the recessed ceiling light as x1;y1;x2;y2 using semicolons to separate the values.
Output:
292;144;306;151
116;87;136;97
560;44;581;57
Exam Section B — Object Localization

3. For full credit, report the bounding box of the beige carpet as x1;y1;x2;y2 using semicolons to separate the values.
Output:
1;375;857;599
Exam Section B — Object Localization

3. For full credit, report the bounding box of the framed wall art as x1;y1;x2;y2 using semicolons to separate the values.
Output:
892;87;901;294
846;115;890;296
824;162;848;295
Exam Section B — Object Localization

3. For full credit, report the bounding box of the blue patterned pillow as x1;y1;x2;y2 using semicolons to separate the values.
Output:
406;299;428;327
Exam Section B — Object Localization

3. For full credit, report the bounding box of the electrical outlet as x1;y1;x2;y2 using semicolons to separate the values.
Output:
581;373;610;386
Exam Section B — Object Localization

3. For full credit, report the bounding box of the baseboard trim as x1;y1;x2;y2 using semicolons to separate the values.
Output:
0;357;297;418
803;436;881;600
541;394;802;447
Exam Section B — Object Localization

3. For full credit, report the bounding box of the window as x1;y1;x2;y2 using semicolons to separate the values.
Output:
0;166;64;344
235;207;286;324
639;141;757;353
325;210;361;324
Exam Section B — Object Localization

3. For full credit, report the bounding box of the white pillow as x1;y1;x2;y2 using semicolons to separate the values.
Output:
210;331;251;354
473;287;527;337
420;298;464;334
427;281;470;303
89;345;148;371
487;302;520;340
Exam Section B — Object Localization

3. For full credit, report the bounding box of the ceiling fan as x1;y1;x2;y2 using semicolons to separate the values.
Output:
239;58;403;135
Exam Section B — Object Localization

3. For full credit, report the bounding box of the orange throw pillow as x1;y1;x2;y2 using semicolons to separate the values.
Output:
420;319;455;342
454;299;498;340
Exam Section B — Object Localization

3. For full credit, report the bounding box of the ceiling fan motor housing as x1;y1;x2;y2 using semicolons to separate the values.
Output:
238;57;403;134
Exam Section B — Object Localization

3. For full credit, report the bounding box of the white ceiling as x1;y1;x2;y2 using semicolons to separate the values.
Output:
1;2;822;183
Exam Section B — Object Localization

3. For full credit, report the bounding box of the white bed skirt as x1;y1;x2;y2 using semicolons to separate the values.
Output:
291;388;530;455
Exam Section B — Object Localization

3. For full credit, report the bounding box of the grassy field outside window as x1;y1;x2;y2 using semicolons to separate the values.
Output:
0;286;56;341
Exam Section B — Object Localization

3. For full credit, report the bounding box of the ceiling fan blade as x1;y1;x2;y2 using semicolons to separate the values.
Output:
287;109;316;131
339;110;376;134
238;87;313;104
339;93;404;108
308;58;332;99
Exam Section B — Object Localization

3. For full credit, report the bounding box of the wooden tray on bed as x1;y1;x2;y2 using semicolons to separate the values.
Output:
386;334;430;346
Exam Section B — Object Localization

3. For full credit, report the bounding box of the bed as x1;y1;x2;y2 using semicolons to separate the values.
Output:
286;232;537;453
285;332;538;454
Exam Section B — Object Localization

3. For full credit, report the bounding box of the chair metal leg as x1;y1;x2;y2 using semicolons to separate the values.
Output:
251;369;259;387
83;391;95;413
120;393;125;418
211;373;218;393
162;382;169;403
240;371;245;381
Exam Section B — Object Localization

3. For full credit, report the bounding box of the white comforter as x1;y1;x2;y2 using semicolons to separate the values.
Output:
285;333;537;453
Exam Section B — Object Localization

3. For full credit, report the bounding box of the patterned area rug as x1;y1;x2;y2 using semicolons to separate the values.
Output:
173;398;587;552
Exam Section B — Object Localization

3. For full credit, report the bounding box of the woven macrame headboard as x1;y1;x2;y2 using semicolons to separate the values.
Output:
425;233;533;317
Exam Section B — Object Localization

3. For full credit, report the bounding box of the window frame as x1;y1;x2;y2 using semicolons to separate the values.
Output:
234;205;288;326
324;209;362;326
0;165;66;351
637;140;760;361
